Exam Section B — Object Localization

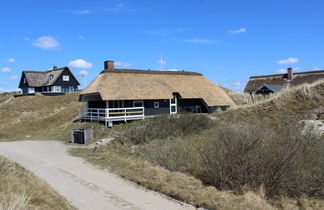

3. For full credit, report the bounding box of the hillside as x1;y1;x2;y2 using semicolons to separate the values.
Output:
0;81;323;209
218;80;324;126
0;92;82;141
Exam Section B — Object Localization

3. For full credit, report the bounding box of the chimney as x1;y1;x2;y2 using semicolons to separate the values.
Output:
287;67;293;80
104;60;114;71
53;66;58;70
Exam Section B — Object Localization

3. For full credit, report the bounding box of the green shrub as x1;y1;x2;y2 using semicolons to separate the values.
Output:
132;121;324;199
117;114;212;145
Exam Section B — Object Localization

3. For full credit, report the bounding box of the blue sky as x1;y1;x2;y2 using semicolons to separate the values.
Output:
1;0;324;92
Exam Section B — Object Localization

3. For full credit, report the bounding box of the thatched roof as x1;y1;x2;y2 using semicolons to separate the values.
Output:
21;67;80;87
244;70;324;93
80;69;236;107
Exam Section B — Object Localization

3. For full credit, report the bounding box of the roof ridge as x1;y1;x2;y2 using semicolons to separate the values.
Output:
23;67;67;73
249;69;324;79
101;69;202;76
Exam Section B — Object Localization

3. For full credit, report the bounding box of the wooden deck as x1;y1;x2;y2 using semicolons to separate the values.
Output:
79;107;145;126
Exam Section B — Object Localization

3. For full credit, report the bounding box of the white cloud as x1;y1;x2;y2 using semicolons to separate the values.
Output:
277;67;299;73
229;28;247;34
115;61;133;67
1;67;11;72
23;37;30;41
0;87;20;93
68;59;92;69
168;69;178;71
7;58;15;63
142;29;168;36
32;36;60;50
10;75;19;80
78;70;89;77
277;57;299;65
277;68;286;73
104;3;135;13
311;67;321;70
72;10;90;15
183;38;215;44
232;81;246;92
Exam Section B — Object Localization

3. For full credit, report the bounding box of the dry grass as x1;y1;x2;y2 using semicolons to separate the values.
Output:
70;148;276;210
0;156;74;210
0;92;146;142
221;86;274;107
1;83;324;209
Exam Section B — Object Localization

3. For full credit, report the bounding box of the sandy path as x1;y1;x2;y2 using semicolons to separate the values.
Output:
0;141;194;210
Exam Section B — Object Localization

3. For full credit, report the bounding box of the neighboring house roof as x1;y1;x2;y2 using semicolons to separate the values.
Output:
252;84;283;93
20;67;80;87
244;70;324;93
80;69;237;108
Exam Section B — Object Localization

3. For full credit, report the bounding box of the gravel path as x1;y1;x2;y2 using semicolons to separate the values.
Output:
0;141;194;210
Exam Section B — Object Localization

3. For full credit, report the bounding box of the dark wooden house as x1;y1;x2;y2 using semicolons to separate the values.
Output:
18;66;80;95
244;68;324;94
79;60;236;126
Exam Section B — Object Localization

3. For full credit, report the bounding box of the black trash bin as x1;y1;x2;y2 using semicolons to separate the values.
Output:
71;129;93;144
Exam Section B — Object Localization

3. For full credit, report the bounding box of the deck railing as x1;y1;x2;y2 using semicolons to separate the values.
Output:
80;107;145;122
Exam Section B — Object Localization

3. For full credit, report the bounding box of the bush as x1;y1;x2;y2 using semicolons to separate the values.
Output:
134;121;324;199
117;114;212;144
197;123;324;199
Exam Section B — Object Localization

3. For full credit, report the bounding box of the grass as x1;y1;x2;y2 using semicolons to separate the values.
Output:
0;92;18;104
221;86;274;107
70;148;277;210
1;82;324;209
0;92;146;142
0;156;74;210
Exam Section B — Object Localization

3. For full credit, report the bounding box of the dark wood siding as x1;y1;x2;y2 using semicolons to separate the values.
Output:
53;69;79;91
178;98;208;113
19;74;29;94
144;100;169;116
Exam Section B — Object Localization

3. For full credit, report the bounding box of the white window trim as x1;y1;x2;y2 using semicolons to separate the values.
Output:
51;86;62;93
133;100;144;107
63;75;70;81
154;101;160;108
28;88;35;94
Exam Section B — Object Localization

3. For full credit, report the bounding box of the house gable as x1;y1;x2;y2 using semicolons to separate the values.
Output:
18;72;29;89
51;68;80;87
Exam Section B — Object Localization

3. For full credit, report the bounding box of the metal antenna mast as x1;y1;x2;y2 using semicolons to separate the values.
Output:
160;52;163;71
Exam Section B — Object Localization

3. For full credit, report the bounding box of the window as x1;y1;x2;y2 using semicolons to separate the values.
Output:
133;100;143;107
154;102;159;108
63;75;70;81
28;88;35;94
69;86;75;92
51;86;62;92
49;74;54;80
24;78;27;84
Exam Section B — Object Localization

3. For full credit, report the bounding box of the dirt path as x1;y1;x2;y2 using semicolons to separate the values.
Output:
0;141;194;210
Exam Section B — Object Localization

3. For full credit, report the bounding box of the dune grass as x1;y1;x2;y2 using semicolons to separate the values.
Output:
0;156;74;210
1;82;324;209
71;148;277;210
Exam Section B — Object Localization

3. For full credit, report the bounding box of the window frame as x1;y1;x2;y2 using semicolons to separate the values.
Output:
133;100;144;107
154;101;160;108
27;88;35;94
51;86;62;93
62;75;70;81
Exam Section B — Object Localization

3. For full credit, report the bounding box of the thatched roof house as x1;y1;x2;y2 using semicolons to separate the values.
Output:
19;66;80;95
79;60;236;126
244;68;324;93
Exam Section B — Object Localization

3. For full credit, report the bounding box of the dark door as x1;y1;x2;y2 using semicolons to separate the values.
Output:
73;131;85;144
